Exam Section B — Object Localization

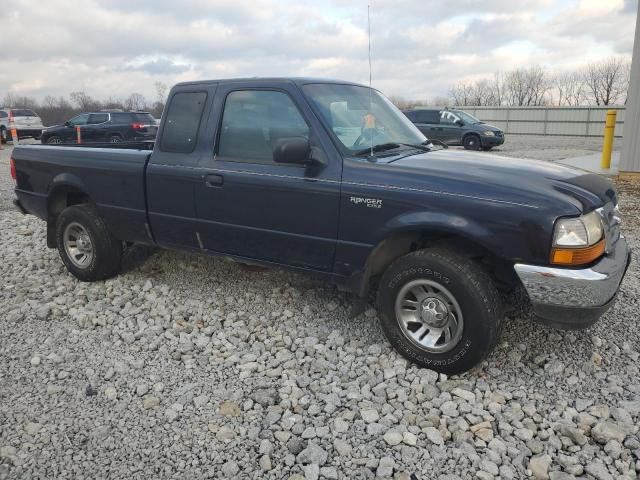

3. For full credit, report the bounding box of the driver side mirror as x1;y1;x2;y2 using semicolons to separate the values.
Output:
455;119;464;127
64;121;72;127
273;137;313;165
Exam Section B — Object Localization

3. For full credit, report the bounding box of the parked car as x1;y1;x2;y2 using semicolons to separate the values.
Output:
40;111;157;144
0;108;45;143
403;108;504;150
11;78;630;374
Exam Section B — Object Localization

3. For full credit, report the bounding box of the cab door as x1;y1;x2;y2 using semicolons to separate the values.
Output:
83;113;110;143
193;81;342;271
439;111;464;144
64;113;89;142
146;85;217;249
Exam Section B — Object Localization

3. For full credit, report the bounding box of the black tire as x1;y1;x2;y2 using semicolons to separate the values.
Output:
55;204;122;281
376;248;501;375
47;136;62;145
109;134;123;143
463;134;481;150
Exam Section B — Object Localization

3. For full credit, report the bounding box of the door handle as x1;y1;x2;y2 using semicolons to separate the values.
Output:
205;174;224;187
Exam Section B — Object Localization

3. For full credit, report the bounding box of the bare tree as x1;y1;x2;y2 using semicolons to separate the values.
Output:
551;71;586;106
449;81;474;106
503;66;550;106
123;93;147;112
69;91;97;111
583;57;629;105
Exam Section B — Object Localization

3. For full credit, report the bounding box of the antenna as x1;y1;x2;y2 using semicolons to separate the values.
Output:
368;4;373;157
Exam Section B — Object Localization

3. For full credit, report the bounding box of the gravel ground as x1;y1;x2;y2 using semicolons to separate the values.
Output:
1;139;639;480
451;135;606;161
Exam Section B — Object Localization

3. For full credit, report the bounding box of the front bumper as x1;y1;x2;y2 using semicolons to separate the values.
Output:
481;135;505;147
514;236;631;329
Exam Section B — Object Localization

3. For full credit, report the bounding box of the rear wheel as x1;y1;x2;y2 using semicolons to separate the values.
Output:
47;136;62;144
109;134;123;144
463;134;481;150
56;204;122;281
376;248;501;374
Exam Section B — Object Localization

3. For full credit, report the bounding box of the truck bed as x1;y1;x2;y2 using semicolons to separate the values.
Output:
12;144;153;244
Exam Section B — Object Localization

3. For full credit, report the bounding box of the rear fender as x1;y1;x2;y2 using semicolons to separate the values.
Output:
46;174;93;248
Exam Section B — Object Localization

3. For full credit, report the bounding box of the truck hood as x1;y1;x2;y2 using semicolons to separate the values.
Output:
381;150;616;213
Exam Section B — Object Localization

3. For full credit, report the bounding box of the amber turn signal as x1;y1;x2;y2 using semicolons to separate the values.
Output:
550;239;606;266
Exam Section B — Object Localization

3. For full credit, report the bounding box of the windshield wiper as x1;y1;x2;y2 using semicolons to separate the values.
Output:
353;142;432;156
353;142;402;156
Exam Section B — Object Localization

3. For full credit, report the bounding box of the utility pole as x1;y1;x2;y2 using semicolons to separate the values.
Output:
620;1;640;177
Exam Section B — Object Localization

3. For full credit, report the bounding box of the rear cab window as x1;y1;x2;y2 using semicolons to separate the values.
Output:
11;109;37;117
132;113;155;125
160;92;207;153
110;113;134;124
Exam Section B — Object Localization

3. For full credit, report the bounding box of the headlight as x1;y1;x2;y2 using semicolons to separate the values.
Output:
481;131;495;136
551;210;605;266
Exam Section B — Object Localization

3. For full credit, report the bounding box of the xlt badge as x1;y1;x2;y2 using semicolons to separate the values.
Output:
350;196;382;209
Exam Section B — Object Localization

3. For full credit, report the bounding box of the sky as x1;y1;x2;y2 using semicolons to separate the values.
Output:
0;0;637;103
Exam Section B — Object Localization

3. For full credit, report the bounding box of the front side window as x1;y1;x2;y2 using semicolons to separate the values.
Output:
87;113;108;125
160;92;207;153
217;90;309;164
303;83;426;153
439;111;461;125
68;114;89;126
0;111;8;118
453;110;480;125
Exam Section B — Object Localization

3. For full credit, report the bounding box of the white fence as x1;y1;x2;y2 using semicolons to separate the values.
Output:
461;106;625;137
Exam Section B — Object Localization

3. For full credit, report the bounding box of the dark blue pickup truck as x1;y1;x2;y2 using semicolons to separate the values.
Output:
10;78;631;374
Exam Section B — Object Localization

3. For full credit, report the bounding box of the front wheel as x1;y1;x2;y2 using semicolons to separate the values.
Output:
376;248;501;374
463;134;481;150
56;204;122;281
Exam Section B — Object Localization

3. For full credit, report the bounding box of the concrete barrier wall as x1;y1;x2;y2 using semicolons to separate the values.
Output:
461;106;625;137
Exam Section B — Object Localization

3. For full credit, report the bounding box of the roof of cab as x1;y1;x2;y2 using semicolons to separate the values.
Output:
173;77;368;88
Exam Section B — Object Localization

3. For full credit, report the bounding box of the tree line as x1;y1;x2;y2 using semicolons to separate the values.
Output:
392;56;631;109
1;81;168;126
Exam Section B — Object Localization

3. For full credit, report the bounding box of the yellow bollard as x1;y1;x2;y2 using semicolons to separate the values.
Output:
601;109;617;169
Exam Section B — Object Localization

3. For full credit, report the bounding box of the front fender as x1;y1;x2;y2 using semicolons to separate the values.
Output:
378;210;506;260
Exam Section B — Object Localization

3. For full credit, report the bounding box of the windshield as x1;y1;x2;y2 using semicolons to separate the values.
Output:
302;83;427;154
452;110;480;125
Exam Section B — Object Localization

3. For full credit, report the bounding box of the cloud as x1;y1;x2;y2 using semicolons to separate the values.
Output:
0;0;636;102
123;58;192;75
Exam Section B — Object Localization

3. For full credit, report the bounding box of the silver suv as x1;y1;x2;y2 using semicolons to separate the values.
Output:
0;108;45;144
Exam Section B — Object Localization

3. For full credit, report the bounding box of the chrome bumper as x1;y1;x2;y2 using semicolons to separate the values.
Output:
514;236;631;329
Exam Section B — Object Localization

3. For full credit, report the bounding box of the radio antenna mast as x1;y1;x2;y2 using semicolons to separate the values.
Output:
368;4;373;157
